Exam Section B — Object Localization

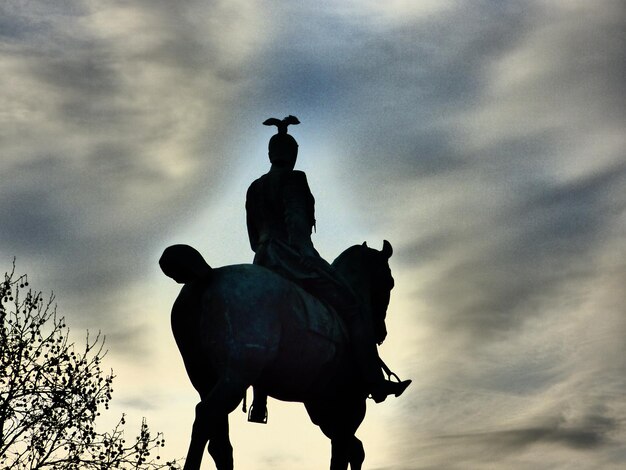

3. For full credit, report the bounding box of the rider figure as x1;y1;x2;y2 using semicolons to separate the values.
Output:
245;116;410;422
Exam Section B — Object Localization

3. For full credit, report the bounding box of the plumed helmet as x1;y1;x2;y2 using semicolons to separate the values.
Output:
264;115;300;167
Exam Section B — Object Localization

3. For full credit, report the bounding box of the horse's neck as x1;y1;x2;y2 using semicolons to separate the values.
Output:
334;261;370;310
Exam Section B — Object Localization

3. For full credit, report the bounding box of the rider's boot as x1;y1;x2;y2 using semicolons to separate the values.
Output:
302;275;412;404
369;379;412;403
345;308;411;403
248;388;268;424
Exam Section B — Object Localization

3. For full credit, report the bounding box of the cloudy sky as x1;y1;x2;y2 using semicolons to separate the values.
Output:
2;0;625;468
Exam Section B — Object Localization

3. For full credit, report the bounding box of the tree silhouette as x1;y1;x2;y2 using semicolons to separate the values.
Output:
0;264;180;469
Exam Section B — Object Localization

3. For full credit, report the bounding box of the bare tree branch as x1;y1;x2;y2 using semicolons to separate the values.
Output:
1;266;180;470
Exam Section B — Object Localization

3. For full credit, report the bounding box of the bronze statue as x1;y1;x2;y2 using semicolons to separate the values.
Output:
160;117;410;470
246;116;410;422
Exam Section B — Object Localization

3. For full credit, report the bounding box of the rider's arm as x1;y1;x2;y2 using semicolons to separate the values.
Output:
283;171;316;256
245;184;260;252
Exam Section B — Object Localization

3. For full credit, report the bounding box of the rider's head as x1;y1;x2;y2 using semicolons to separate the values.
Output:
264;115;300;169
268;133;298;169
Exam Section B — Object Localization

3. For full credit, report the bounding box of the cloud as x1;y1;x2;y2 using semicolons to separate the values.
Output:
463;413;617;451
396;409;617;468
277;0;624;341
2;0;625;468
287;1;626;467
0;0;269;330
402;406;621;468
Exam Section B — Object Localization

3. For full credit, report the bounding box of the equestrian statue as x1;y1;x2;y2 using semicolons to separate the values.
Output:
160;116;411;470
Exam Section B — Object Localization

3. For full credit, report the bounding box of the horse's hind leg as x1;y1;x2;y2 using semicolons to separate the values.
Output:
184;376;247;470
184;401;231;470
207;414;233;469
184;401;212;470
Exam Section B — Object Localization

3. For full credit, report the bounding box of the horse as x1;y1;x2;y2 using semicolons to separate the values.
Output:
159;240;397;470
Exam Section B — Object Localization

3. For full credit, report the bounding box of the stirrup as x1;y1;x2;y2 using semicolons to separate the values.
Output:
247;404;268;424
379;357;402;383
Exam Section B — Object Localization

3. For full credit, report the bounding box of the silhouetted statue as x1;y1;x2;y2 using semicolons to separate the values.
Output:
160;117;411;470
245;116;410;422
161;241;404;470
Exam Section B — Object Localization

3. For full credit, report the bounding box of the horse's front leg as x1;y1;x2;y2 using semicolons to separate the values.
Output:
348;436;365;470
306;396;367;470
330;437;350;470
330;435;365;470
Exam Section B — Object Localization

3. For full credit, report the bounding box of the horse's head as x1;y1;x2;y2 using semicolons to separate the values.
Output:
333;240;395;345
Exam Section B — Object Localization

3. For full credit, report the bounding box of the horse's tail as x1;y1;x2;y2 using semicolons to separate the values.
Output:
159;244;213;284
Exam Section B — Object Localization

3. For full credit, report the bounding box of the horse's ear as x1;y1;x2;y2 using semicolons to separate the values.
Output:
362;241;368;247
382;240;393;259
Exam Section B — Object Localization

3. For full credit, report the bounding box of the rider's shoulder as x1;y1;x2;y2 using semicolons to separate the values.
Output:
289;170;309;183
247;175;264;192
285;171;312;192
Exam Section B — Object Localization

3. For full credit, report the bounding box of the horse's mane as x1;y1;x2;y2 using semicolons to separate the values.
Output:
331;244;365;271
